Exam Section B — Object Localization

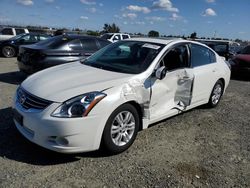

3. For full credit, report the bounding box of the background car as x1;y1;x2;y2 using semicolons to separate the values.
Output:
195;39;236;60
17;34;111;74
229;45;250;73
13;38;231;154
0;27;29;41
100;33;130;43
0;33;50;58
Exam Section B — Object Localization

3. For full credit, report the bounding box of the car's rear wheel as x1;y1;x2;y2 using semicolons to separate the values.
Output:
2;46;16;58
208;80;224;107
102;104;139;154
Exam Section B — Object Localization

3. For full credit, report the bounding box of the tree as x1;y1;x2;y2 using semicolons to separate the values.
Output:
102;23;120;33
86;30;100;36
190;32;197;39
148;30;159;37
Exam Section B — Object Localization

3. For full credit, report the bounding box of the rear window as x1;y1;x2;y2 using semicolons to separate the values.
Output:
122;35;129;39
98;39;111;48
81;39;98;51
35;35;70;49
68;39;82;50
16;29;25;35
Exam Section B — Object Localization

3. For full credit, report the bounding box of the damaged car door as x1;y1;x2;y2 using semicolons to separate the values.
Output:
150;44;194;121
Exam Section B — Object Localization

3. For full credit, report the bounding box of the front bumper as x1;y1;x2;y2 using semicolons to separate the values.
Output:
13;94;105;153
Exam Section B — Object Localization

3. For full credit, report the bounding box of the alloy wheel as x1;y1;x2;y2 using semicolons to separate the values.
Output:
110;111;135;146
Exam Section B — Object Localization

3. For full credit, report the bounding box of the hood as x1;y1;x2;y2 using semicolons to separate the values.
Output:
235;54;250;63
21;62;133;102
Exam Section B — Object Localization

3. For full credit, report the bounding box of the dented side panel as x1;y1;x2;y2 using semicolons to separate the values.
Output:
120;68;194;129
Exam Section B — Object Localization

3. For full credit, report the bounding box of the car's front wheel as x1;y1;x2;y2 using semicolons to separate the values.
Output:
2;46;16;58
208;80;224;107
102;103;140;154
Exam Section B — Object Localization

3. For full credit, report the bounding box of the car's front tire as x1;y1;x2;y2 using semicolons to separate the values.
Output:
2;46;16;58
102;103;140;154
207;80;224;108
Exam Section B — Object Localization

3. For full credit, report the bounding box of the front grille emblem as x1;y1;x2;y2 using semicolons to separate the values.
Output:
19;93;26;105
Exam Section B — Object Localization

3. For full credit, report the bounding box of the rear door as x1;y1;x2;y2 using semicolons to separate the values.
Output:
190;43;219;104
150;43;194;121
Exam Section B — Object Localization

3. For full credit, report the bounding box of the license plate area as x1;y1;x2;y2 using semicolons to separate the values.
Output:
13;109;23;126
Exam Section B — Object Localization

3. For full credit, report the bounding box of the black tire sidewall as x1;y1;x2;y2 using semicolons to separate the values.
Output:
102;103;140;154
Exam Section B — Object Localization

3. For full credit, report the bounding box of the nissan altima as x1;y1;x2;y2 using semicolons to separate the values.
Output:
13;38;231;154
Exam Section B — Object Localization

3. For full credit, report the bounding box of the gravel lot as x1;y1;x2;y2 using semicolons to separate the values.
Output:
0;57;249;188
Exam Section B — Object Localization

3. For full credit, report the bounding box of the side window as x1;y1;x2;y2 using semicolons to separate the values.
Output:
122;35;129;39
39;35;50;41
81;39;98;51
16;29;25;35
191;44;211;67
68;39;82;50
163;45;189;71
1;28;13;35
98;40;111;48
22;34;39;42
209;50;216;63
113;34;121;41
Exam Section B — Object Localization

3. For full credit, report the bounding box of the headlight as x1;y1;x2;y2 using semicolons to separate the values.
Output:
51;92;106;118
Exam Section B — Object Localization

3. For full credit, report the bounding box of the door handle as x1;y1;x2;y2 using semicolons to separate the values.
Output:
181;76;190;79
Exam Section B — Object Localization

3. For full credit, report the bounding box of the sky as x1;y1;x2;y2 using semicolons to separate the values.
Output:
0;0;250;40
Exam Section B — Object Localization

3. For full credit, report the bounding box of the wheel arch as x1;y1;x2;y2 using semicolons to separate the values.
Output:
218;78;225;93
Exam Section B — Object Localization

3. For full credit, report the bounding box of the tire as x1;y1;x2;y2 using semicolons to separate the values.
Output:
2;46;16;58
207;80;224;108
102;103;140;154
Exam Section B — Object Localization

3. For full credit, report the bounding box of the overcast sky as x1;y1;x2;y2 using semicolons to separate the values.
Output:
0;0;249;40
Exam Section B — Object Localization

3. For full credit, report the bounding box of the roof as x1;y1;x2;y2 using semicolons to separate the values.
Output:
127;37;184;45
59;34;103;40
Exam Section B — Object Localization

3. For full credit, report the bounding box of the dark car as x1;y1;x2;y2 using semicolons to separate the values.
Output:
195;39;236;60
229;45;250;73
0;33;51;58
17;34;111;74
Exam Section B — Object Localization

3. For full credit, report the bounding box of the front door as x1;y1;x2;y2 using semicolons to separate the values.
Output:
149;44;194;121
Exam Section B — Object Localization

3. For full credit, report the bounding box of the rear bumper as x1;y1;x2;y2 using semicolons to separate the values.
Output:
17;60;38;74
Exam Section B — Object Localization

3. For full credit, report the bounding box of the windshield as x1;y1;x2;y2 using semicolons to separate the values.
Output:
9;33;27;40
83;40;165;74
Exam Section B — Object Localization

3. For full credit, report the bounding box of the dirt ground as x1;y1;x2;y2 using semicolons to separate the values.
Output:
0;57;249;188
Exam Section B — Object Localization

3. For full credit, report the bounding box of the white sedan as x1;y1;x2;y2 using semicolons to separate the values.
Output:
13;38;231;154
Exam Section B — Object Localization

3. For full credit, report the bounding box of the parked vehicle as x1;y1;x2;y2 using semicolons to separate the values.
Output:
195;39;236;60
0;27;29;41
101;33;130;43
13;38;231;154
0;33;51;58
17;34;111;74
229;45;250;73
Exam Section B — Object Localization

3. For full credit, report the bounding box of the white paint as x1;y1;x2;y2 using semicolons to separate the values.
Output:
13;38;231;153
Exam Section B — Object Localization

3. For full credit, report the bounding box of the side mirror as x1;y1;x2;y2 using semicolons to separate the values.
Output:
155;66;167;80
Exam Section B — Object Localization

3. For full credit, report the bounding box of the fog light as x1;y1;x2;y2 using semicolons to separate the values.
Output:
55;137;69;146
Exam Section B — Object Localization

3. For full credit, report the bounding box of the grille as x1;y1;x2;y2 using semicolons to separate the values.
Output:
17;87;52;110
